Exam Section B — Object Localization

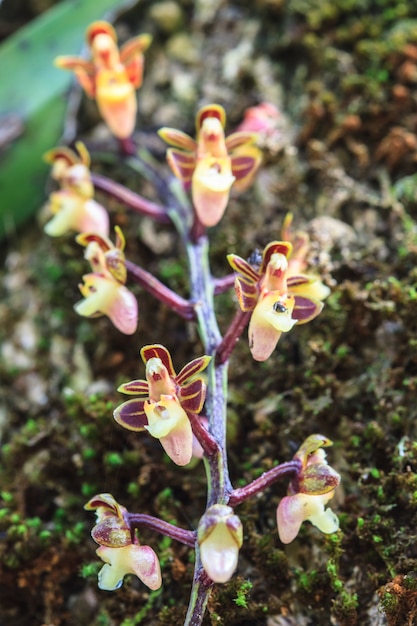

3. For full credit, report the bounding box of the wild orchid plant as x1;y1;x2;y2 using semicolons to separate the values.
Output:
46;21;341;625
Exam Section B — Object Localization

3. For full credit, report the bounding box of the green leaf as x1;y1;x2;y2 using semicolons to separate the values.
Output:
0;0;139;241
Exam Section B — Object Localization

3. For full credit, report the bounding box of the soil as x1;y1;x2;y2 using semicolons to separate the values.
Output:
2;1;417;625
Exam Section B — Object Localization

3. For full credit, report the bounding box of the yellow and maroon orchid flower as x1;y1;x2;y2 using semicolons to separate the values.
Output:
114;344;211;466
74;227;138;335
43;142;109;237
158;104;262;227
276;435;340;544
55;21;152;139
228;241;330;361
85;493;162;591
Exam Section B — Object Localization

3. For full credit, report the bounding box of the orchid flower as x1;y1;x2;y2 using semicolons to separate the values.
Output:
158;104;262;227
85;493;161;591
43;143;109;237
277;435;340;544
114;344;211;466
74;227;138;335
228;240;330;361
197;505;243;583
55;21;152;139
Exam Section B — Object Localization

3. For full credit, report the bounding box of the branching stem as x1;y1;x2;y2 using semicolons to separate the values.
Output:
228;459;302;507
129;514;196;547
91;172;170;223
125;259;196;320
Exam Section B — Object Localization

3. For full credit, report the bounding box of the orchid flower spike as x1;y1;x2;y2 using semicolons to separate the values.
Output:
85;493;162;591
55;21;152;139
43;142;109;237
114;344;211;466
74;227;138;335
228;238;330;361
277;435;340;544
158;104;262;227
197;504;243;583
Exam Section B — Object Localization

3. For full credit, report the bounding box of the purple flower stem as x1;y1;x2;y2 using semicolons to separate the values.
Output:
128;513;196;548
188;412;219;457
125;259;196;321
228;459;302;507
91;172;171;224
118;136;137;156
215;309;252;365
189;214;206;243
213;273;236;295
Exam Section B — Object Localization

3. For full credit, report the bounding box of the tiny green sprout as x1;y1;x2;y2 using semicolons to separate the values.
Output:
1;491;13;503
0;508;9;519
82;447;96;460
234;580;252;608
26;517;42;529
39;530;52;541
81;482;97;497
127;482;140;497
370;468;380;479
357;517;365;528
81;562;101;579
105;451;124;467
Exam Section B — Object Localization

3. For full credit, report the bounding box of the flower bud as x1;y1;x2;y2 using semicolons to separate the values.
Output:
198;504;242;583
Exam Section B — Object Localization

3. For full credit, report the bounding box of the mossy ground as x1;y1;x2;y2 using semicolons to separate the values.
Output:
2;0;417;624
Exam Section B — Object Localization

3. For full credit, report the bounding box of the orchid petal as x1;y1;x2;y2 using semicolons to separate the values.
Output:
74;274;137;334
288;275;331;301
85;493;120;517
230;147;262;193
117;379;149;395
196;104;226;132
225;130;258;151
192;156;235;227
292;296;323;324
234;276;259;312
179;379;206;413
227;253;260;283
166;148;196;184
261;241;293;273
92;517;131;548
54;56;96;97
230;150;262;183
200;523;240;583
96;544;162;591
158;127;197;152
120;33;152;87
113;398;148;431
145;397;193;466
105;283;138;334
141;344;176;377
248;293;297;361
95;70;137;139
277;492;339;544
86;20;117;45
176;355;211;385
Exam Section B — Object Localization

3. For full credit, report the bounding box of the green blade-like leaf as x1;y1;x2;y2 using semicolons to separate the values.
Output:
0;0;139;241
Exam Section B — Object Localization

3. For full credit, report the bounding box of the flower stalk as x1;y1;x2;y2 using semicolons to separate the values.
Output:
49;41;340;620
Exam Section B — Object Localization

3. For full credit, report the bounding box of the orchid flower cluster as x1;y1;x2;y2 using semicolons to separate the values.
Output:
44;20;341;625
